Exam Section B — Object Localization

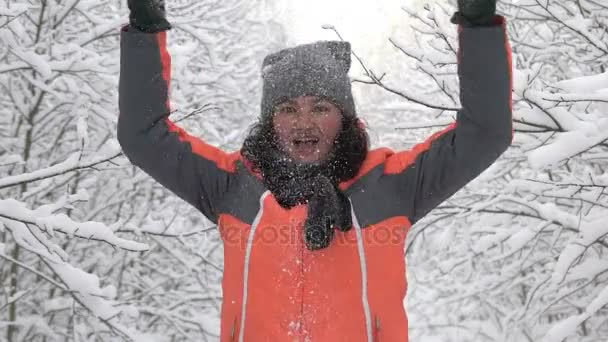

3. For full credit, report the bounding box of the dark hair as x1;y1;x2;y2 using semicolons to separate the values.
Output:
241;114;369;183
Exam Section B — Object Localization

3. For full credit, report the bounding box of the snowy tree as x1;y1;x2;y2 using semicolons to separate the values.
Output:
354;1;608;341
6;0;606;340
0;0;285;341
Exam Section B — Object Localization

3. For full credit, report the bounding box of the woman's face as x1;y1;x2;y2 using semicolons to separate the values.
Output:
272;96;343;163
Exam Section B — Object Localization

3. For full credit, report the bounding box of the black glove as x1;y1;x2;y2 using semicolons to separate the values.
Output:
127;0;172;33
450;0;497;27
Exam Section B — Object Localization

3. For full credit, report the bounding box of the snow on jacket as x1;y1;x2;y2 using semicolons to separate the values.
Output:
118;17;512;342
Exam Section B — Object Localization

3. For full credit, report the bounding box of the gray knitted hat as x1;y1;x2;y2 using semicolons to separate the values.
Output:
260;41;356;119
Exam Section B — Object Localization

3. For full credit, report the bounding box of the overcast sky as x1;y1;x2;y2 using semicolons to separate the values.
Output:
280;0;419;48
276;0;435;76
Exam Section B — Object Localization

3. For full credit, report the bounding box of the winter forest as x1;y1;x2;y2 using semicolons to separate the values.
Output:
1;0;607;341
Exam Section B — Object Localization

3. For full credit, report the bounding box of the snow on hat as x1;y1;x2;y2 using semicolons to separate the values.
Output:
260;41;356;120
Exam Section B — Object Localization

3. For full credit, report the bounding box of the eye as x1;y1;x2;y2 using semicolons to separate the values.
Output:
276;105;297;114
312;104;331;113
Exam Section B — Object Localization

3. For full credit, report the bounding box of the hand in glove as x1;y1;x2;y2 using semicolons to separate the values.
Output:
128;0;172;33
450;0;498;27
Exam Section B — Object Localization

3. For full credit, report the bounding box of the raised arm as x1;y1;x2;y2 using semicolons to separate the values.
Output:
118;22;237;224
383;14;513;224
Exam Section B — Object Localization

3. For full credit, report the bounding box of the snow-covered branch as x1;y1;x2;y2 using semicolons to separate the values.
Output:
0;145;122;190
0;197;149;252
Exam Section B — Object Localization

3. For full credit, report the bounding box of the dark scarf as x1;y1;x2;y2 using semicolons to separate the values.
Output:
261;150;353;251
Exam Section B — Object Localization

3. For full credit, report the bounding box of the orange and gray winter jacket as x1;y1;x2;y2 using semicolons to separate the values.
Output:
118;16;512;342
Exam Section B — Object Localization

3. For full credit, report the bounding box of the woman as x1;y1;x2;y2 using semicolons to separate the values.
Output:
118;0;512;340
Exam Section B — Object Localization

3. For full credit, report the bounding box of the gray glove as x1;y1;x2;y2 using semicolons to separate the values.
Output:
451;0;498;27
128;0;172;33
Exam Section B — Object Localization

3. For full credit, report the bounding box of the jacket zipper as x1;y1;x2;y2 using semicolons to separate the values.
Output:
350;199;373;342
373;315;381;342
237;191;270;342
230;316;237;342
299;216;305;340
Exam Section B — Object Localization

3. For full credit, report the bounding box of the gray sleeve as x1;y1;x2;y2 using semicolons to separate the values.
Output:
384;17;513;224
117;25;235;223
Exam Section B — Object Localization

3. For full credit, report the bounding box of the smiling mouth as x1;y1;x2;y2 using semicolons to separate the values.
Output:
292;137;320;146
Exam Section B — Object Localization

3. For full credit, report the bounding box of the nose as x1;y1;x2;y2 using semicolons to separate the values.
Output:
292;110;315;129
